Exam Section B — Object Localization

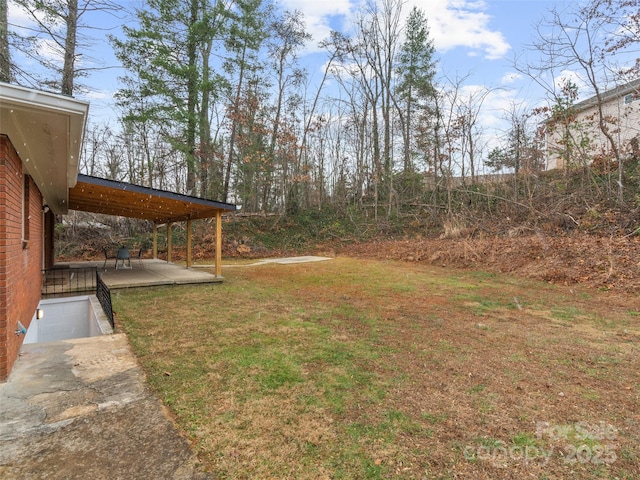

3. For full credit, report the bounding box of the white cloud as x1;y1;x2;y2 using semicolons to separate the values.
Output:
279;0;352;17
36;38;64;65
281;0;511;60
8;0;35;34
501;72;522;85
84;89;112;101
277;0;354;50
408;0;510;60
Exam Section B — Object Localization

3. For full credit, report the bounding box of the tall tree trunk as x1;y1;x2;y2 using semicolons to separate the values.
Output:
0;0;10;82
372;87;380;221
61;0;78;95
185;0;199;195
223;44;247;203
262;48;284;210
403;92;412;171
199;34;214;198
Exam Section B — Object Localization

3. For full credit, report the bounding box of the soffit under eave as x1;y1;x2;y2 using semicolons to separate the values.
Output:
68;178;236;224
0;83;89;214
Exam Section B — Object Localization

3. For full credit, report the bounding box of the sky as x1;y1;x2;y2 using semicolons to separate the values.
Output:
8;0;580;142
276;0;575;137
277;0;581;148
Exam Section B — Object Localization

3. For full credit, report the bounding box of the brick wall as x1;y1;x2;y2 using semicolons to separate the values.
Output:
0;135;44;381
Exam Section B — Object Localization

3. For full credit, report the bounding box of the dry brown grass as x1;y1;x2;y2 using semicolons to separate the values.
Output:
113;257;640;479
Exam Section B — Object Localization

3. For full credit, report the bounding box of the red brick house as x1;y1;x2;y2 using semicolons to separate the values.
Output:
1;83;236;381
0;83;89;381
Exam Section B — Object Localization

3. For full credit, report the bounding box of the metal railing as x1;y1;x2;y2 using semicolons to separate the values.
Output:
96;273;115;329
42;267;115;329
42;267;97;297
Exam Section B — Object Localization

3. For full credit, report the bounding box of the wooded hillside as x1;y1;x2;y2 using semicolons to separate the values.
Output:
57;164;640;292
4;0;639;218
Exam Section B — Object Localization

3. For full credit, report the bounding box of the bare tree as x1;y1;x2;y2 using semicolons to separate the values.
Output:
518;0;640;204
327;1;405;218
363;0;404;217
223;0;269;203
486;102;544;175
590;0;640;80
453;85;491;183
264;9;310;213
10;0;121;95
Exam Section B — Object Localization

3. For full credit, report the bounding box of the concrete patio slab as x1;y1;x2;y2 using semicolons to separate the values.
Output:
192;256;333;269
249;256;333;265
58;259;223;289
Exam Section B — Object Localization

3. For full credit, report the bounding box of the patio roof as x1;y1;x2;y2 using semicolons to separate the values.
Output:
69;174;236;224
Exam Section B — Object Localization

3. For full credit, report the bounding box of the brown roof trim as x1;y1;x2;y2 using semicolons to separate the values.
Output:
69;174;236;224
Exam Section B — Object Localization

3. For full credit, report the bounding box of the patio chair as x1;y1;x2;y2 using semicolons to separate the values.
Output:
135;247;146;267
115;247;132;270
102;248;117;270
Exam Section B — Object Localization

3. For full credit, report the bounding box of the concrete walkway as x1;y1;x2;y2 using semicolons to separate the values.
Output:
0;334;211;479
245;255;333;266
199;255;333;268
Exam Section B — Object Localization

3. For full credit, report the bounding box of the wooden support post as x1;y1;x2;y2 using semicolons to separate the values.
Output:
167;222;173;263
153;224;158;259
215;210;222;277
186;219;192;269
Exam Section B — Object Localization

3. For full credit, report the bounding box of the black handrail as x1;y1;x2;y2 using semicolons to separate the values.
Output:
41;267;114;329
96;273;115;329
41;266;97;297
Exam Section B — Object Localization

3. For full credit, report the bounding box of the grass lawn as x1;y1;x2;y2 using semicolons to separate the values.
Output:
112;257;640;479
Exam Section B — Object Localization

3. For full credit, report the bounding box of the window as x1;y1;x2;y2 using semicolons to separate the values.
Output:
624;93;639;105
23;174;30;247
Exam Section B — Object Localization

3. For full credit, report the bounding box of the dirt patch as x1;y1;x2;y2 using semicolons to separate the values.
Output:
332;232;640;292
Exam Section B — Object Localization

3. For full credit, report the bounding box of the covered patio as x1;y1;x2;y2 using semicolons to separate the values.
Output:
66;174;237;278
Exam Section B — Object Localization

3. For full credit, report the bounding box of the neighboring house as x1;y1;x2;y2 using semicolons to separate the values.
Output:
1;83;236;381
545;79;640;170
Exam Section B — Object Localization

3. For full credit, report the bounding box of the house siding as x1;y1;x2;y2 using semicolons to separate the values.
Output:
0;135;44;381
546;84;640;170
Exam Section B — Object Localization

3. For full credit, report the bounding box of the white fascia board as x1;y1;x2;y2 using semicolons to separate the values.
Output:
0;83;89;214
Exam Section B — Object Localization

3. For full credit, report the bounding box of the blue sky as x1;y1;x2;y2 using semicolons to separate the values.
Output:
9;0;578;136
281;0;578;146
